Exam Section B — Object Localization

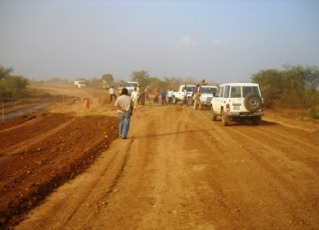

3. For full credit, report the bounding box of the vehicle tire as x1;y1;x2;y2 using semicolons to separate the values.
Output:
244;93;262;112
221;110;229;126
211;108;217;121
251;116;261;125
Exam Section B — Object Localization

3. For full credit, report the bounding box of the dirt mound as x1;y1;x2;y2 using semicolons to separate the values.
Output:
0;112;118;228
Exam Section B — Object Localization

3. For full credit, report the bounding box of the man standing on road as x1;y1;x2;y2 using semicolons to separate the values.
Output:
109;86;117;102
114;88;133;139
131;87;139;111
167;88;174;105
161;89;167;106
181;85;188;106
145;86;150;104
193;84;200;110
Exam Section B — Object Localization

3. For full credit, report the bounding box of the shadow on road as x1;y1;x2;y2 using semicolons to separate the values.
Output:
133;128;216;139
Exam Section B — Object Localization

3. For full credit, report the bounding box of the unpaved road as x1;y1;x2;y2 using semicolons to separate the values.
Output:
1;85;319;229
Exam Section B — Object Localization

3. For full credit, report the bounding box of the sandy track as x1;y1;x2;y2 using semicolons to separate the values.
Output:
1;85;318;229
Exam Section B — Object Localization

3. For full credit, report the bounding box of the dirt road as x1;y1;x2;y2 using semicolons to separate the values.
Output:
1;85;319;229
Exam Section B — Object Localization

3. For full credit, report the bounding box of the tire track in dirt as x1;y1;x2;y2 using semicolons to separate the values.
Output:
187;110;318;229
130;106;218;229
227;124;319;182
16;136;134;230
1;113;118;228
208;119;319;229
88;106;220;229
59;140;134;229
258;124;319;148
246;125;319;177
15;102;319;230
138;107;202;229
185;110;258;229
0;114;74;154
87;108;159;229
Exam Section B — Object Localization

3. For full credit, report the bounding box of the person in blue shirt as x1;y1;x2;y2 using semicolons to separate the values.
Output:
161;89;167;106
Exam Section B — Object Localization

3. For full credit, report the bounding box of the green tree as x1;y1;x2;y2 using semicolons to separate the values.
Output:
252;65;319;108
251;69;283;107
5;76;29;98
130;70;150;88
101;74;114;83
163;76;183;89
146;77;164;92
0;66;12;80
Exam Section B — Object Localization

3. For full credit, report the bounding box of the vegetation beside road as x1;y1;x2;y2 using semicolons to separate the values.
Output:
1;64;319;119
0;66;29;103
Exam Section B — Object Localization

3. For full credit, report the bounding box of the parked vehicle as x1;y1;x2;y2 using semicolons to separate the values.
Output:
118;81;139;95
125;81;139;95
173;85;196;105
211;83;264;126
74;80;87;88
196;85;217;110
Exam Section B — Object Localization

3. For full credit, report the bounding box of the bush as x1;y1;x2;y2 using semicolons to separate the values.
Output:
0;66;29;102
309;105;319;119
252;65;319;109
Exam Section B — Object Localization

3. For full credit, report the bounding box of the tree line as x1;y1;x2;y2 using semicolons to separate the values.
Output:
251;65;319;109
1;64;318;114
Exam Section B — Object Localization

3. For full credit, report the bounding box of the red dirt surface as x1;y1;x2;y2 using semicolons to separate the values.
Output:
1;84;319;230
0;111;118;228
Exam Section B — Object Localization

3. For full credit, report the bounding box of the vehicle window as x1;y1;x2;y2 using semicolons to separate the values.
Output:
219;87;224;97
186;86;195;92
224;85;230;98
243;86;259;97
126;83;138;87
212;88;217;95
230;86;241;98
200;87;216;94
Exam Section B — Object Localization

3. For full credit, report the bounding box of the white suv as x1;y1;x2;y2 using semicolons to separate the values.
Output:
211;83;264;126
198;85;217;109
118;81;139;95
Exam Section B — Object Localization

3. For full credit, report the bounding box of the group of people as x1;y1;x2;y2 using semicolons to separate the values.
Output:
112;84;201;140
153;88;174;106
112;85;173;140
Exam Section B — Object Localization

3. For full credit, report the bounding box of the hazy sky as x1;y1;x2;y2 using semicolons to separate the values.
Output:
0;0;318;83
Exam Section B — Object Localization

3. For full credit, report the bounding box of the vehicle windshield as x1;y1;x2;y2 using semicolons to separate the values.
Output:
200;87;216;94
182;86;195;92
125;82;138;87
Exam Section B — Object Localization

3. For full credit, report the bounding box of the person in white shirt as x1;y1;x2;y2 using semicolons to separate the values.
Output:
109;86;117;102
181;85;188;106
131;87;139;111
167;88;174;105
